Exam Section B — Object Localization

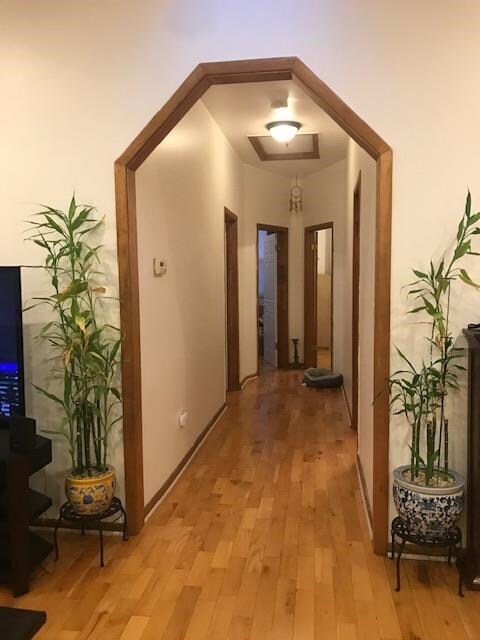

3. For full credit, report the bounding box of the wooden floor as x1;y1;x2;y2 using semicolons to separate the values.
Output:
2;369;480;639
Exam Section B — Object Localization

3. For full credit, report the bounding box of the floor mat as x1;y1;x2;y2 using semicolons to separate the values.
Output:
0;607;46;639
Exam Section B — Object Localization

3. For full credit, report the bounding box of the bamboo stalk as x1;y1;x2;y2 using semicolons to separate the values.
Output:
444;418;449;473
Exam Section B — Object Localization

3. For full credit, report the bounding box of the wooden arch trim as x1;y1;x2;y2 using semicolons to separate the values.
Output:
115;57;392;555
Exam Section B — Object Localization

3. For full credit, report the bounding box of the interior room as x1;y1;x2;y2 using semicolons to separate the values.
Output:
2;3;480;638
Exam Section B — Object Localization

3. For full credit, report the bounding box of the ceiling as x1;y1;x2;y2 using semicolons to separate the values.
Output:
201;80;349;177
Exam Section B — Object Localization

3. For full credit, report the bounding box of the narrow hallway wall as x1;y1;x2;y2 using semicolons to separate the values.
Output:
136;101;243;505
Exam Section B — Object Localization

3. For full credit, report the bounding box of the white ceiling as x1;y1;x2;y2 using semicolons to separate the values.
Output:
201;80;349;177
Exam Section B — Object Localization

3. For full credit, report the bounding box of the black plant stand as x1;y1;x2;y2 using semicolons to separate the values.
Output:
289;338;304;369
54;497;128;567
390;516;463;596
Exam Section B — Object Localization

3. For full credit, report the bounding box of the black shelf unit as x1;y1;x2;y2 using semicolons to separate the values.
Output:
0;430;52;596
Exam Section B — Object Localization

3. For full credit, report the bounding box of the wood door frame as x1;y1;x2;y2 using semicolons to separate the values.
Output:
225;208;240;391
115;57;392;555
256;224;289;370
351;173;362;431
304;222;334;370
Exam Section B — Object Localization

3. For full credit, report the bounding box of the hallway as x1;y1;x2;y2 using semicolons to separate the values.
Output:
2;370;479;639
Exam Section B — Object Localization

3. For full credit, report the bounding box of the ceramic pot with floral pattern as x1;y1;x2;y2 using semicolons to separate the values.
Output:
393;465;464;538
65;466;116;515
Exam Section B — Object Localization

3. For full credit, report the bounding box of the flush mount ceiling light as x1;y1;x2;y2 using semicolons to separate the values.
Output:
266;120;301;143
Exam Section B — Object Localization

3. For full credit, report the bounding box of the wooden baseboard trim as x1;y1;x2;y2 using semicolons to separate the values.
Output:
341;384;352;425
356;454;373;528
33;518;124;533
144;402;227;518
240;372;258;388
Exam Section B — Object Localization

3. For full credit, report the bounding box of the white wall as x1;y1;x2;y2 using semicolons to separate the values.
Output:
136;100;243;505
240;165;291;377
3;0;480;526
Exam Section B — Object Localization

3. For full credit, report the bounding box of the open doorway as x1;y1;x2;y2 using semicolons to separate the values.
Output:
116;58;392;555
257;224;289;373
304;223;334;369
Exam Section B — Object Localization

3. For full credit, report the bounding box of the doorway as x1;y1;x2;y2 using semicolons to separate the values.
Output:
304;223;334;370
257;224;289;371
225;208;240;391
115;57;392;555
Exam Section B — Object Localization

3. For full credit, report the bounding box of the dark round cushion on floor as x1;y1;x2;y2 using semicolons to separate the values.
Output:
303;367;343;388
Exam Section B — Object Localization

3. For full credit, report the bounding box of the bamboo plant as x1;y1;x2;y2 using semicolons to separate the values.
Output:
389;192;480;486
26;196;122;476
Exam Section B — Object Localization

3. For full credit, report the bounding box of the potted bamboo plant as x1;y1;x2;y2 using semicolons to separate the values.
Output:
26;196;122;515
389;193;480;538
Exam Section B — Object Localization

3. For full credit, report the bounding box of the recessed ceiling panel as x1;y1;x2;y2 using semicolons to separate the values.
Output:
201;80;349;177
249;133;320;161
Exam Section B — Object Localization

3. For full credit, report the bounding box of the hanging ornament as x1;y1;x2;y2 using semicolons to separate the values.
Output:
289;176;303;213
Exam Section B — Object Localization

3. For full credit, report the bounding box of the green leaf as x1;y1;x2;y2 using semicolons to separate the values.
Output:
33;384;65;407
71;208;95;231
465;191;472;218
454;241;471;261
68;194;76;220
459;269;480;289
110;387;121;401
44;214;66;237
422;297;438;317
467;212;480;227
412;269;428;279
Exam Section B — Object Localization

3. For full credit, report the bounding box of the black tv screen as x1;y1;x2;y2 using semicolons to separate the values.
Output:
0;267;25;417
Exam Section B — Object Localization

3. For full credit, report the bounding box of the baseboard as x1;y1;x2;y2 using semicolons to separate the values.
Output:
240;371;258;388
144;402;228;518
341;384;352;426
356;454;373;533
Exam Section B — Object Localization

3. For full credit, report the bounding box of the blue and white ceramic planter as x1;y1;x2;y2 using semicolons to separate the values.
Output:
393;465;464;538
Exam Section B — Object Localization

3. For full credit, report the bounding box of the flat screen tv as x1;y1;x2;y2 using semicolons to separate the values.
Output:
0;267;25;417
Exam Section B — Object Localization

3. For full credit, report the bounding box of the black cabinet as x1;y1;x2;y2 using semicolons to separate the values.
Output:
461;330;480;590
0;430;53;596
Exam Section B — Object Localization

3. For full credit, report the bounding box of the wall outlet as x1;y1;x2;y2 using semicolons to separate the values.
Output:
153;258;167;277
177;409;189;428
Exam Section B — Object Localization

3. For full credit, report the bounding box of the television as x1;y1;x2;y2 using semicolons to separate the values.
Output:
0;267;25;417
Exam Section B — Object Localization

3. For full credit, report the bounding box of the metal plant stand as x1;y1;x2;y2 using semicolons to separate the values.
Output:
54;497;128;567
289;338;304;369
390;516;463;596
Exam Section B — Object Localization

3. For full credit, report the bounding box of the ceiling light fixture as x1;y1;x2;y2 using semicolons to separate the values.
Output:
266;120;301;143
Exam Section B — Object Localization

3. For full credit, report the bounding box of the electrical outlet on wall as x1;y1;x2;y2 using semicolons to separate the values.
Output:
153;258;167;277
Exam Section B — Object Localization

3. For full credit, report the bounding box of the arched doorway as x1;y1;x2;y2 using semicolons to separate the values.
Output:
114;57;392;554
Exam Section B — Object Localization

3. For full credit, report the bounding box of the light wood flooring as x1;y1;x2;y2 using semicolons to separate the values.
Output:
2;369;480;639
